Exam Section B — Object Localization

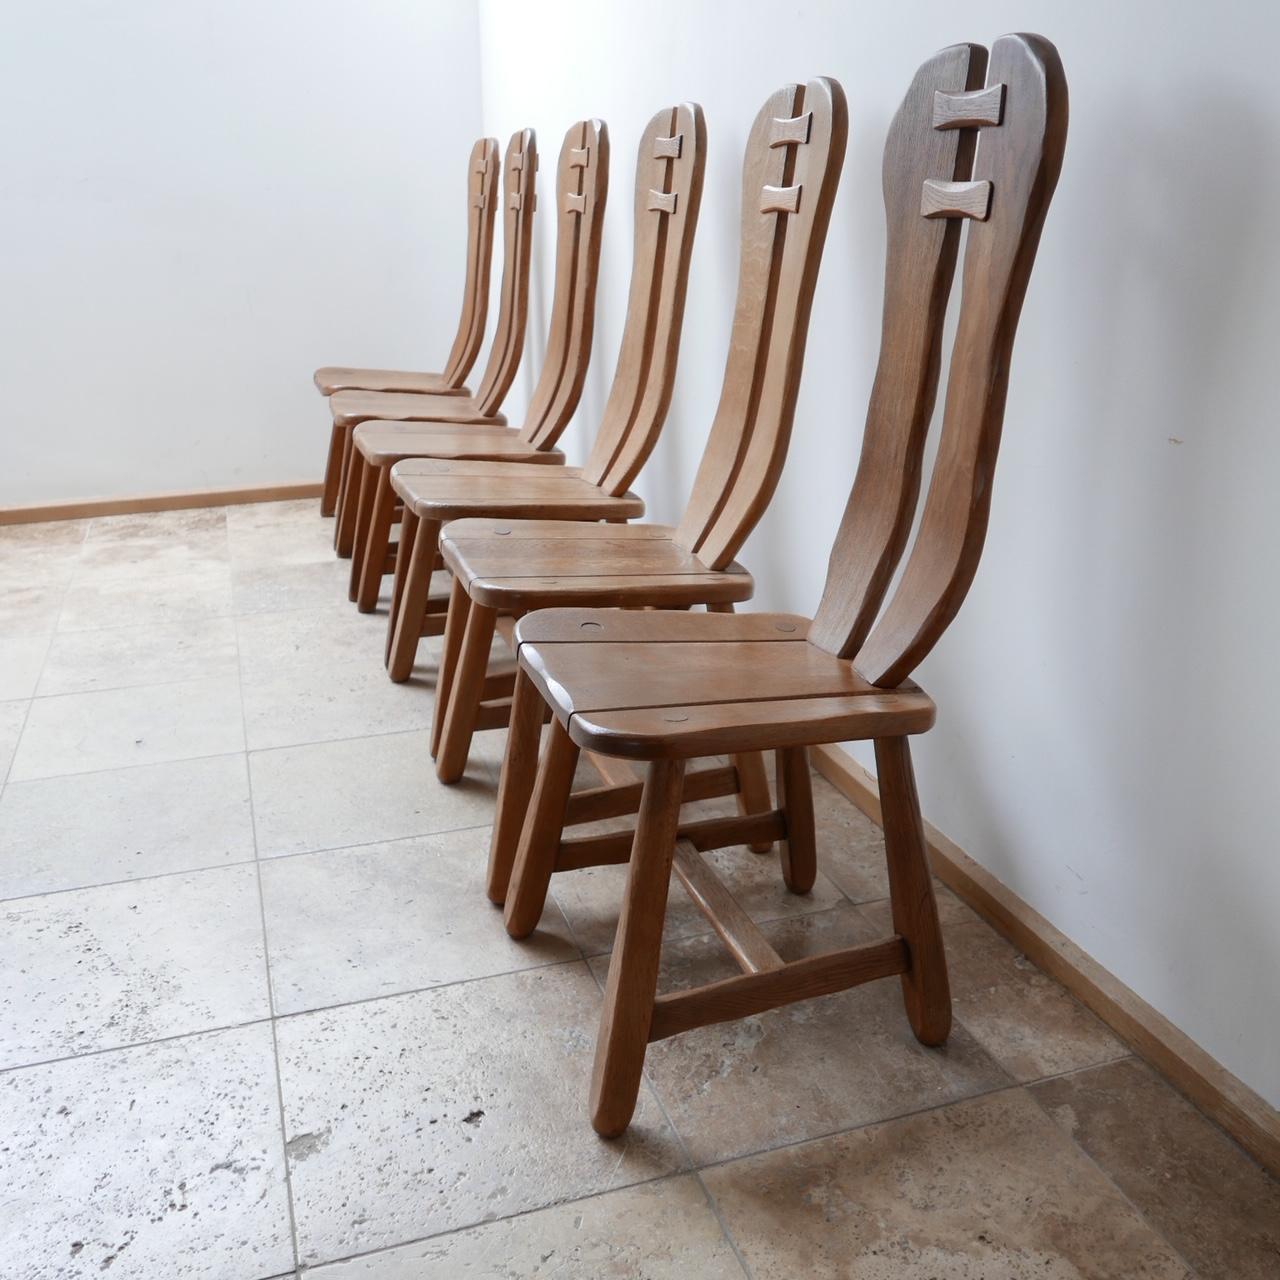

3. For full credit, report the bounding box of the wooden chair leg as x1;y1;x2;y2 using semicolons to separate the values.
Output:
386;507;418;652
346;459;379;597
487;668;550;905
732;751;774;853
335;448;365;558
430;576;470;758
589;757;686;1138
435;598;498;783
775;745;817;893
386;517;442;678
334;426;356;547
873;735;951;1047
321;422;344;516
504;720;581;937
355;467;396;612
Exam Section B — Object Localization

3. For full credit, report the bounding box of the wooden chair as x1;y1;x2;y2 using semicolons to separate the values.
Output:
381;102;706;674
327;126;539;547
495;33;1068;1138
316;136;502;516
430;77;847;817
339;120;610;610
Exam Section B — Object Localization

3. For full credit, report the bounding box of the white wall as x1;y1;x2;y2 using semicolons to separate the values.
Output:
0;0;482;506
478;0;1280;1106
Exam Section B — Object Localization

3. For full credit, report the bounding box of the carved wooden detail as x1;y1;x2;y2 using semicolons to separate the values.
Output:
760;183;802;215
769;111;812;147
646;189;678;214
920;177;991;220
933;83;1005;129
653;134;683;159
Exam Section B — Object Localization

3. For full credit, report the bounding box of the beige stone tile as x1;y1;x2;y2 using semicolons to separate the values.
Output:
0;634;48;700
0;575;67;638
590;905;1009;1165
83;506;227;546
57;562;235;632
238;607;433;750
554;839;845;957
0;699;27;778
704;1088;1192;1279
858;898;1129;1081
0;864;269;1068
1;1023;293;1278
1032;1057;1280;1280
37;616;239;696
277;966;686;1265
0;518;88;551
232;557;360;615
307;1176;745;1278
0;754;254;899
226;498;336;564
261;829;579;1014
9;674;245;780
249;729;496;858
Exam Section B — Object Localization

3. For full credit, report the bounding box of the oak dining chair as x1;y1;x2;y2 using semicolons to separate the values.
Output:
314;136;500;514
328;126;539;548
339;119;610;611
381;101;706;673
495;33;1068;1138
430;75;848;821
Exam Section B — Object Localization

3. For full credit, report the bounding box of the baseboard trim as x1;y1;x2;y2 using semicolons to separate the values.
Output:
811;742;1280;1175
0;482;323;526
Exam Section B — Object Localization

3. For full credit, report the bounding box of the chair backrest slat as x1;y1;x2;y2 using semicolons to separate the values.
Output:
473;129;538;416
675;79;847;569
440;137;500;389
519;120;610;449
806;44;988;658
851;33;1069;687
581;103;707;494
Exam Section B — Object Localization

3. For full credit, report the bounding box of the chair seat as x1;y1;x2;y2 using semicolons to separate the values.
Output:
313;367;471;397
390;459;645;523
352;422;565;468
330;389;508;429
439;520;753;611
514;607;935;759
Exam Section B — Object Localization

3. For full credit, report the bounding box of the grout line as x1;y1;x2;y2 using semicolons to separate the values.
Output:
229;538;304;1278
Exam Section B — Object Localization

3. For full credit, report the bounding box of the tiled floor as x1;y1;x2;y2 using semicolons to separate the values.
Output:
0;501;1276;1279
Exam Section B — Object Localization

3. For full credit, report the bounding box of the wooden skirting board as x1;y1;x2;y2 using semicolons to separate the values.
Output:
811;743;1280;1176
0;482;323;526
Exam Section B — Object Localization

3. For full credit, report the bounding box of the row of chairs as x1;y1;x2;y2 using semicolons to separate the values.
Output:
311;33;1067;1138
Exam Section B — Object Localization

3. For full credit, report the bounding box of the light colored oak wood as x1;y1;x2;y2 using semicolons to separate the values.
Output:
933;83;1005;129
339;121;609;607
326;127;538;530
317;136;503;515
494;38;1070;1137
589;757;685;1136
0;482;321;526
920;177;992;220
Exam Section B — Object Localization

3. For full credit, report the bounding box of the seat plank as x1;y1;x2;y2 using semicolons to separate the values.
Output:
314;368;471;397
330;389;509;430
514;607;809;646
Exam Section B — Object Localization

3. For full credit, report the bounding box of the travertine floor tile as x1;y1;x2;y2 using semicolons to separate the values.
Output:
307;1176;744;1278
859;898;1128;1081
0;699;28;778
232;557;361;615
38;616;239;696
1032;1057;1280;1280
0;754;254;898
9;674;245;780
0;576;67;638
277;966;686;1265
808;774;893;903
0;864;269;1068
262;829;578;1013
57;562;235;632
0;634;48;700
249;729;495;858
704;1088;1193;1279
0;1023;293;1279
592;905;1009;1165
0;518;88;551
238;608;433;749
